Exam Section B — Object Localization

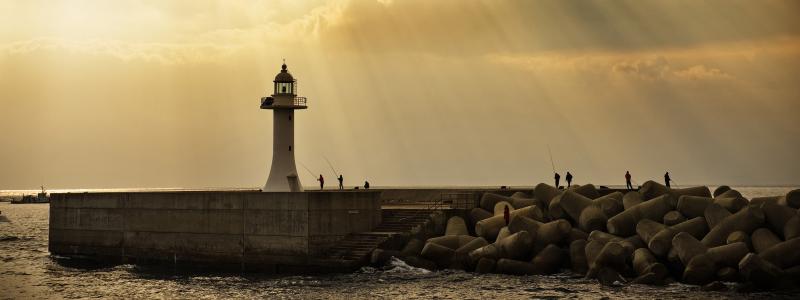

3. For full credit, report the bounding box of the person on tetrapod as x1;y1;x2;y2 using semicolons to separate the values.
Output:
554;172;561;188
625;171;633;191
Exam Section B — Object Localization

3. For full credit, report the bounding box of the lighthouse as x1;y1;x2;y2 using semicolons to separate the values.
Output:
260;62;307;192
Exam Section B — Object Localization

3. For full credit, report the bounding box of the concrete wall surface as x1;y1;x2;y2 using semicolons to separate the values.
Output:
49;191;381;269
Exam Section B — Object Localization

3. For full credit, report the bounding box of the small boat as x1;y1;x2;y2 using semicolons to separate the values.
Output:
11;186;49;204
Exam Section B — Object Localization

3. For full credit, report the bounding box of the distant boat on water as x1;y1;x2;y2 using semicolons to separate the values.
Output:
11;186;49;204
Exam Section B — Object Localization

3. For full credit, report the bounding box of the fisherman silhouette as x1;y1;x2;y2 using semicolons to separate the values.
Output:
364;181;370;190
318;174;324;190
625;171;633;191
665;172;672;188
566;172;573;188
338;175;344;190
554;172;561;188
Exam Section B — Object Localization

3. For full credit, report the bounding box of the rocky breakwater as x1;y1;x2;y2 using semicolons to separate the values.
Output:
370;182;800;291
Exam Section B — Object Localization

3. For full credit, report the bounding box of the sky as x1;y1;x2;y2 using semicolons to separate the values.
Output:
1;0;799;189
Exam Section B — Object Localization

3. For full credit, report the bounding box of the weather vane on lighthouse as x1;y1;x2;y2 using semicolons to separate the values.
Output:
260;61;308;192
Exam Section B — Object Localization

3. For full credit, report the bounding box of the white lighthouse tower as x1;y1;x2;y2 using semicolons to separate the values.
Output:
261;62;307;192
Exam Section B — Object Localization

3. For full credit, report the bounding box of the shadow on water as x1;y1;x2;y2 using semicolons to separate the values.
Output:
50;255;121;271
0;235;19;242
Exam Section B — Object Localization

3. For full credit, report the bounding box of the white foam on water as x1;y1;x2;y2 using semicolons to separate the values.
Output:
384;257;431;274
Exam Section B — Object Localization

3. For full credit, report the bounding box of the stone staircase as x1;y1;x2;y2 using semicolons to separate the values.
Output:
324;232;395;262
373;209;434;233
318;209;435;268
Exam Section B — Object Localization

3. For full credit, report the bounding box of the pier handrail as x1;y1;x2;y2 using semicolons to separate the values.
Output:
428;192;476;210
426;196;444;211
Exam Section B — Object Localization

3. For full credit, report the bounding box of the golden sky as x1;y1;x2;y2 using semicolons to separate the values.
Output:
1;0;799;189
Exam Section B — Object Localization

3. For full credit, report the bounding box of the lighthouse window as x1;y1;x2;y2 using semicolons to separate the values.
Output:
289;146;292;151
276;82;293;94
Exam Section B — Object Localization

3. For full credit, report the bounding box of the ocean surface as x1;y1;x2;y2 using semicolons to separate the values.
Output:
1;186;799;299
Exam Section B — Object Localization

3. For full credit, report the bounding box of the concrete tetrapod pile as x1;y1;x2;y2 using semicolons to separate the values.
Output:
371;182;800;291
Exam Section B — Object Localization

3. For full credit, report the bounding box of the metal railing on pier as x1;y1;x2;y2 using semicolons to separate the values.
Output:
426;192;477;211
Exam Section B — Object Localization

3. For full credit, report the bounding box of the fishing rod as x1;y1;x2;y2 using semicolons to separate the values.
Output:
298;162;317;180
547;145;556;174
323;155;339;178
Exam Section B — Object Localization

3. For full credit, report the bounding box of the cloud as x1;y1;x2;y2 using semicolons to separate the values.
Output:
320;0;800;54
0;38;239;65
187;0;348;46
611;57;671;80
4;0;800;66
487;52;736;83
611;57;732;81
484;36;800;84
1;0;799;188
0;0;349;64
672;65;733;81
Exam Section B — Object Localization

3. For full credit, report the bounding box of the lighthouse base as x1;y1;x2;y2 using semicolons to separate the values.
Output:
263;174;303;192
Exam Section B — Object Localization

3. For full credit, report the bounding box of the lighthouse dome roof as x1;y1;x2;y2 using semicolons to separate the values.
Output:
274;63;294;83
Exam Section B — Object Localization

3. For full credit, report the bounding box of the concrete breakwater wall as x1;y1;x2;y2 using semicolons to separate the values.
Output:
49;191;381;270
378;187;624;210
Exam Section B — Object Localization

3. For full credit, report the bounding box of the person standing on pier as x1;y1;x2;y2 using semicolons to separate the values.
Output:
554;172;561;188
338;175;344;190
625;171;633;190
318;174;325;190
566;172;573;188
664;172;672;188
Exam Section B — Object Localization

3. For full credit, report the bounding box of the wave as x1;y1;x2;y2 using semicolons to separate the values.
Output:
384;257;431;274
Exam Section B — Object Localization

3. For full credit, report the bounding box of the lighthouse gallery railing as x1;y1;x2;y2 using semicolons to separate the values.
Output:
260;96;307;107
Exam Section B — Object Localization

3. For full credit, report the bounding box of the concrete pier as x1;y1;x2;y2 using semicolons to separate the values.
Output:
47;186;628;272
49;190;381;271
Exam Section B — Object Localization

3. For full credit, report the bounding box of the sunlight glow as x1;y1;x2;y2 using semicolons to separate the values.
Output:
1;0;798;189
